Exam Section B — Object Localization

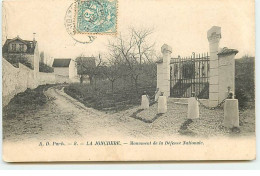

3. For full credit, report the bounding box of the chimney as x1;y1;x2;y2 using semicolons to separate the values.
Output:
33;33;36;46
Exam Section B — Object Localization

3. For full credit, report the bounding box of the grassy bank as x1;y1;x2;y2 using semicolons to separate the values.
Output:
64;80;156;112
3;84;55;119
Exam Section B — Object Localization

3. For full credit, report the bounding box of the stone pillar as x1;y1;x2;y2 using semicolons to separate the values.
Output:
224;99;239;128
207;26;221;107
158;96;167;113
160;44;172;97
218;47;238;102
141;95;150;109
188;97;199;119
177;56;181;79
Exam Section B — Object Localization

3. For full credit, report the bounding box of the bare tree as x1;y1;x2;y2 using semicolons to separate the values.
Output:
108;28;155;94
103;54;122;93
132;28;155;64
143;50;159;80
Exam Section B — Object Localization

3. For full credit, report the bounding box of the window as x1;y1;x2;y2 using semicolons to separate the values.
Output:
11;44;16;51
19;44;24;52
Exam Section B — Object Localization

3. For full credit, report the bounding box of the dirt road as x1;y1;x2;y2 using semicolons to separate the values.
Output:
3;85;255;142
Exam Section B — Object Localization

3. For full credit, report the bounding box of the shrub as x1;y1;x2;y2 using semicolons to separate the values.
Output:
235;56;255;109
235;89;248;109
64;80;156;112
39;62;54;73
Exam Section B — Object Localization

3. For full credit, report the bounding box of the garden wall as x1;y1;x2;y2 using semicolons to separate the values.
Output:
2;58;63;107
2;58;19;107
38;72;56;85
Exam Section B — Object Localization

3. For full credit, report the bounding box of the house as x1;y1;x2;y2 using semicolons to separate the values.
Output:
2;35;39;72
52;58;78;81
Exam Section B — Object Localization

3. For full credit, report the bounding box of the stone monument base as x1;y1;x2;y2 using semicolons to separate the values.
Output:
158;96;167;113
188;97;199;119
224;99;239;128
141;95;149;109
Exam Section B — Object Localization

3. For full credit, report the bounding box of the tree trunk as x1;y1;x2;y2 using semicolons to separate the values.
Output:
89;76;93;85
111;81;114;94
94;78;97;90
130;76;134;89
80;75;83;84
134;77;139;95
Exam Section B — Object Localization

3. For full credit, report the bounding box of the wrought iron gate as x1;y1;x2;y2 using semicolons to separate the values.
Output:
170;53;210;98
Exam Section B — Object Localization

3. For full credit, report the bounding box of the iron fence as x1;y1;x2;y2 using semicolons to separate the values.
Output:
170;52;210;98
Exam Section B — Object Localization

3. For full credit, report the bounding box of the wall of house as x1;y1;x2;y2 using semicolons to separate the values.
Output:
54;67;69;77
55;75;70;83
38;72;56;85
8;40;28;52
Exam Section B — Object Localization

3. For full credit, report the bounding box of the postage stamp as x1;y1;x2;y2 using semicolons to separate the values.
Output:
74;0;117;35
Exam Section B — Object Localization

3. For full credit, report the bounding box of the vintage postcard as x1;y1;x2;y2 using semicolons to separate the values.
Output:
2;0;255;162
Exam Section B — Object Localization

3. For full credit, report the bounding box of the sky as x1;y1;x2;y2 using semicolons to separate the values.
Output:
2;0;255;61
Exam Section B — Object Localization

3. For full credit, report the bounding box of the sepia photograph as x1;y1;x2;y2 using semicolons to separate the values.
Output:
1;0;256;162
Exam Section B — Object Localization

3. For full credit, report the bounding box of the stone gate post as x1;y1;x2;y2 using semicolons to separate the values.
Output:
156;44;172;97
207;26;221;107
218;48;238;102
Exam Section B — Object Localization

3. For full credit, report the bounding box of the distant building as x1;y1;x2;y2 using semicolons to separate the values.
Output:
2;35;39;72
76;57;96;67
75;56;96;83
52;58;77;81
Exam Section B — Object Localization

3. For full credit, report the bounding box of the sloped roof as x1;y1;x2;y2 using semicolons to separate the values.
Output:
218;47;238;56
52;58;71;67
2;36;37;55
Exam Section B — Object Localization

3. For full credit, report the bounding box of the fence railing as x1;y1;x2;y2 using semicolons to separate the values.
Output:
170;53;210;98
